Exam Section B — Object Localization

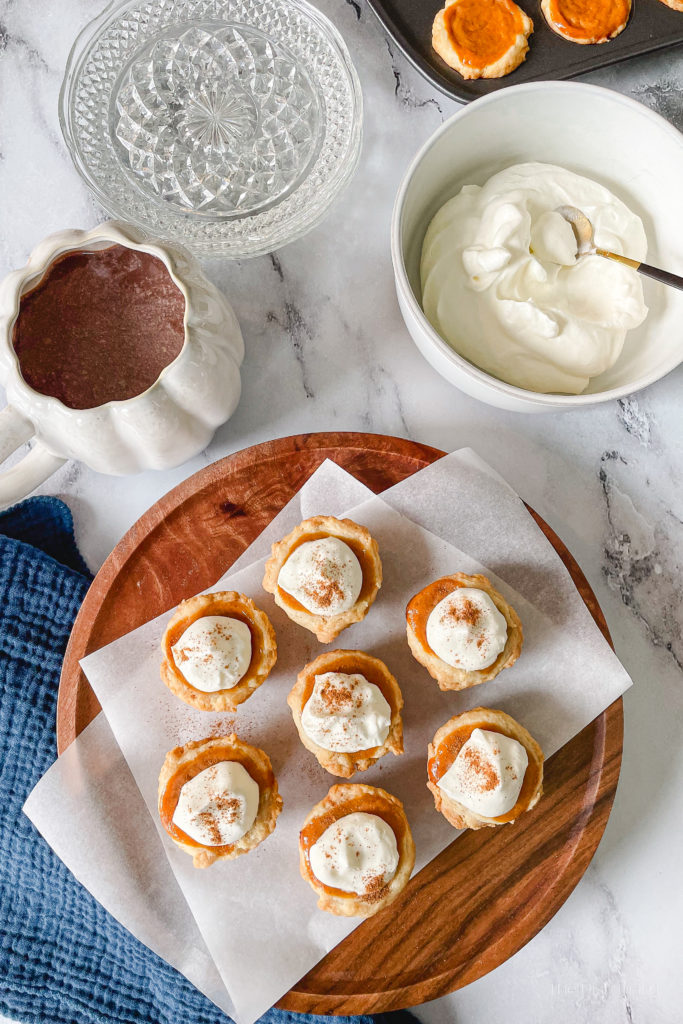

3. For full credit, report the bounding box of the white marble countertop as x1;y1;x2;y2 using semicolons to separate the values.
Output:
0;1;681;1022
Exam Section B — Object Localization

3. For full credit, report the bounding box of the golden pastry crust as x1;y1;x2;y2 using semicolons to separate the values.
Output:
160;591;277;711
158;734;282;868
287;650;404;778
428;708;543;830
406;572;523;691
540;0;630;43
432;0;533;80
299;783;415;918
656;0;683;10
262;516;382;643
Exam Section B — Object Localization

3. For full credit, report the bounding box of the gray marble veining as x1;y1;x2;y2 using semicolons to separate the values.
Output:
0;1;681;1021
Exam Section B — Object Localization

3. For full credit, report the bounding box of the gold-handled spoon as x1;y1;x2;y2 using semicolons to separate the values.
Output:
556;205;683;291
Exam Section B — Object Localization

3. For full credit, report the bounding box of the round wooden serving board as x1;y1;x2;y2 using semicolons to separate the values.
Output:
57;432;623;1015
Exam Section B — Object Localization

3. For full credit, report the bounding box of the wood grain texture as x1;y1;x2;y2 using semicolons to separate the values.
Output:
56;431;623;1015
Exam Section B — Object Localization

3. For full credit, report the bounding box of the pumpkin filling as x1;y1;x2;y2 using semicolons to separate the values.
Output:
164;599;264;696
407;577;468;650
12;244;185;409
408;578;510;672
544;0;630;39
160;741;273;851
428;720;542;822
444;0;526;71
301;792;405;900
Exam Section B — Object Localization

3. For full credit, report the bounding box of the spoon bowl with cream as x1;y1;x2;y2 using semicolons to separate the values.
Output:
420;162;649;395
556;205;683;292
392;82;683;412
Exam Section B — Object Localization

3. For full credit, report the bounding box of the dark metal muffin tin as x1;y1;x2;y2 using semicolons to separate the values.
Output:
366;0;683;103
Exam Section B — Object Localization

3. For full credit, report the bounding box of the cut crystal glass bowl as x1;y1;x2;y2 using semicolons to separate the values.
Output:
60;0;363;257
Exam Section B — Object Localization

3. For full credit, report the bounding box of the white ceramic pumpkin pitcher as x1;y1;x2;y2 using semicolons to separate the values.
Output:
0;222;244;508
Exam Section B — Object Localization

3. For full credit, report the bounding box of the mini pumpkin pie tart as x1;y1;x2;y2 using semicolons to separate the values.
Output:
160;591;277;711
432;0;534;81
406;572;522;690
262;516;382;643
428;708;543;830
541;0;630;44
158;734;282;868
299;783;415;918
287;650;404;778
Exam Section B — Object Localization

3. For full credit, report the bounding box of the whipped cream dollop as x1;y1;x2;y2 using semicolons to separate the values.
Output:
529;209;580;266
172;761;259;846
277;537;362;615
309;812;399;895
426;588;507;671
171;615;251;692
421;162;648;394
438;728;528;818
301;672;391;752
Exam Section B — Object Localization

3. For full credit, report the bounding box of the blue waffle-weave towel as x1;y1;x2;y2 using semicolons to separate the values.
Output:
0;497;418;1024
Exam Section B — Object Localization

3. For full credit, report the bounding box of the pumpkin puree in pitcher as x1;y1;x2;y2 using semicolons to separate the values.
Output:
12;244;186;409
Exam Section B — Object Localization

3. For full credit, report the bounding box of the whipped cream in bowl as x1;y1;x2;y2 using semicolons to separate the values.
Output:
393;82;683;412
171;615;252;692
421;162;648;396
426;587;507;671
172;760;259;846
309;812;399;896
437;728;528;819
277;536;363;615
301;671;392;752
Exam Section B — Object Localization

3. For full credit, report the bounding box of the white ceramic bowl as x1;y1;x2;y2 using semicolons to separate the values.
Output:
392;82;683;413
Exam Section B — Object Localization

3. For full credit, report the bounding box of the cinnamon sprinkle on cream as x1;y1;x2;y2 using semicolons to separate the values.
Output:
277;536;363;615
459;744;500;793
300;672;392;753
308;811;399;896
171;615;252;693
436;728;528;818
171;761;259;847
360;872;389;903
425;587;508;672
445;596;481;627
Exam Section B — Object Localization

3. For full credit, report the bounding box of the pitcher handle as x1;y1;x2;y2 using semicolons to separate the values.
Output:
0;405;66;509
